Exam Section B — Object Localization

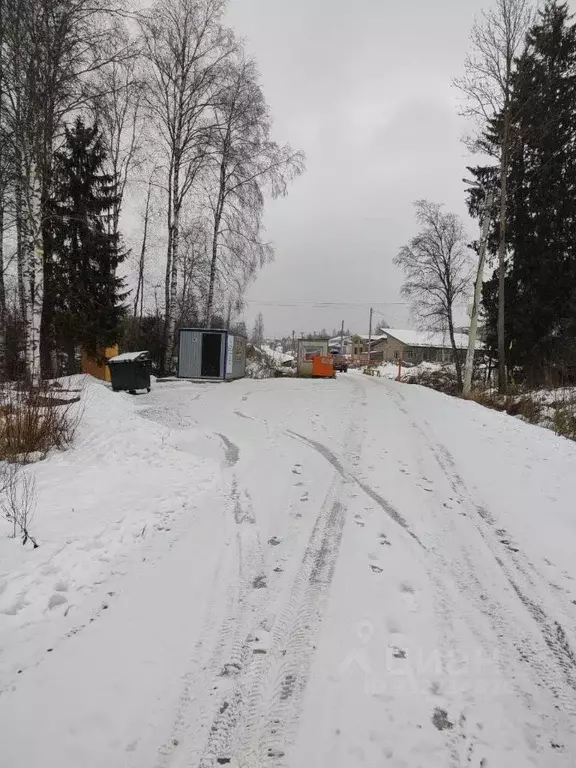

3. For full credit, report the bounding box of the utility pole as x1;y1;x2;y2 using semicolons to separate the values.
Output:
339;320;345;355
292;329;295;354
367;307;373;367
463;180;494;398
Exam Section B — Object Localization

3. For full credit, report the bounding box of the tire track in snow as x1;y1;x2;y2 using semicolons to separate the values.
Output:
379;381;576;720
154;534;238;768
426;435;576;700
285;429;425;548
196;479;267;766
153;476;264;768
197;380;365;767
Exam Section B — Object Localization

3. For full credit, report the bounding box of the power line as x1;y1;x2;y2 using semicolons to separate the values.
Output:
244;300;409;308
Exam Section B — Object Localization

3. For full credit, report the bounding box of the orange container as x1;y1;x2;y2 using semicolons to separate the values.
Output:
81;346;119;383
312;355;334;378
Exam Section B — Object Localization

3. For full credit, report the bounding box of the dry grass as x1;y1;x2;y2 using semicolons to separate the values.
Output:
0;381;83;462
469;391;542;422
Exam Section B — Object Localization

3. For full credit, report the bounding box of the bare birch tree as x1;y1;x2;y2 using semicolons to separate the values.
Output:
176;217;210;326
0;0;7;375
133;169;158;322
394;201;473;392
0;0;130;381
454;0;533;393
90;54;145;240
139;0;234;371
204;57;304;326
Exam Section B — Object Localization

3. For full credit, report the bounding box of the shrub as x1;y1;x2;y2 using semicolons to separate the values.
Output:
403;365;461;395
505;396;542;423
0;381;82;462
0;463;37;547
554;408;576;439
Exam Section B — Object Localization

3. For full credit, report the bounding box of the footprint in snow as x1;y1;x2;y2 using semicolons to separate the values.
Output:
353;514;365;527
500;538;520;553
48;593;68;610
370;563;383;574
432;708;454;731
378;533;391;547
268;536;281;546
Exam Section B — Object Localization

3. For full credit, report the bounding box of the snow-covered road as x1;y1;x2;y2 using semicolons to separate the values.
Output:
2;372;576;767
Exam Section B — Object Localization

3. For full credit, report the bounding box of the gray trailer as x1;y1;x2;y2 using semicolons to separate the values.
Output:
177;328;246;381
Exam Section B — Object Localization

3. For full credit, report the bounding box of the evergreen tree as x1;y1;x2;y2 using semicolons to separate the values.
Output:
50;118;127;369
471;1;576;383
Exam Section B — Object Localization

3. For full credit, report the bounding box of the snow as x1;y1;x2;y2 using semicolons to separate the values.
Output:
108;350;149;362
384;328;482;349
259;344;294;366
1;373;576;766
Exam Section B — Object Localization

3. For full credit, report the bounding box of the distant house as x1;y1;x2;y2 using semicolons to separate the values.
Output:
328;335;353;355
377;329;482;364
349;334;386;359
328;334;388;360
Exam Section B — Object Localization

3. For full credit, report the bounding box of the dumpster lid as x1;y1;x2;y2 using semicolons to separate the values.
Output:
108;351;149;363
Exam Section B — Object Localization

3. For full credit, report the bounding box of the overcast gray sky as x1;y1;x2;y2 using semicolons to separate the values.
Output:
225;0;488;338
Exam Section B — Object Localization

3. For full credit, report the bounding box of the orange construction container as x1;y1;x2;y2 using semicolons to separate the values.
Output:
81;346;119;383
312;355;334;378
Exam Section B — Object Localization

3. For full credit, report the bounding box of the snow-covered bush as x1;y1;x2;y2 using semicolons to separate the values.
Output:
245;344;294;378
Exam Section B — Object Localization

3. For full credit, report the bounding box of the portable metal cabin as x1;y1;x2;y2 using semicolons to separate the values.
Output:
297;339;330;377
177;328;247;380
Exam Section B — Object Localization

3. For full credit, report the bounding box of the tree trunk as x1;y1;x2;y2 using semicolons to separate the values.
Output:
206;160;227;327
0;9;5;381
206;207;222;328
167;164;180;369
24;166;44;386
464;190;494;397
134;178;152;320
497;111;510;394
39;214;54;379
448;312;463;392
161;160;174;374
0;191;6;380
16;178;27;324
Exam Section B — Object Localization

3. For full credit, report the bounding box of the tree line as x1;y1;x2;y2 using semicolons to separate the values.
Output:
397;0;576;392
0;0;304;382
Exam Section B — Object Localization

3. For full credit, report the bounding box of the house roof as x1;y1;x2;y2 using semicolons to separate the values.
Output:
383;329;482;350
352;334;387;343
328;335;351;346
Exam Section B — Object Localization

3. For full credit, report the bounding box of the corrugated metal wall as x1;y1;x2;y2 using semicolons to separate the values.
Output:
227;335;247;380
178;330;202;378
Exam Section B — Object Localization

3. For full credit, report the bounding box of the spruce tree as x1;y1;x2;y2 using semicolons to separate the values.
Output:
472;1;576;384
50;117;127;369
508;1;576;381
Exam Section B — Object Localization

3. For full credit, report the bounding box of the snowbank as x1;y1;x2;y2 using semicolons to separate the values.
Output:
0;376;219;687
